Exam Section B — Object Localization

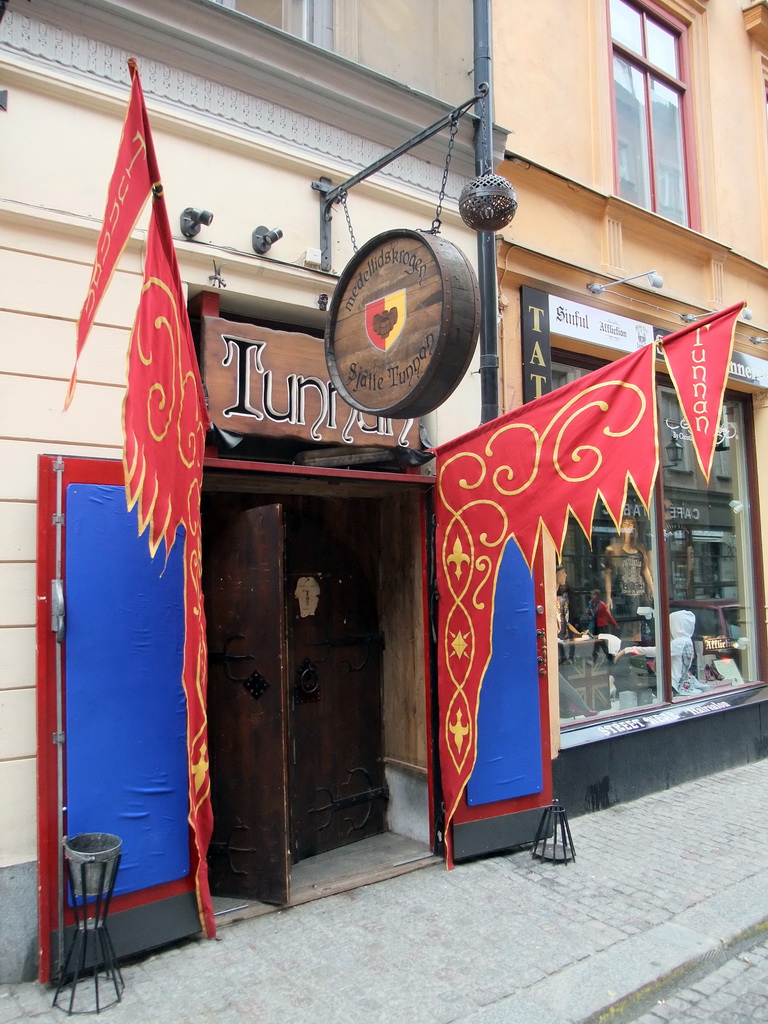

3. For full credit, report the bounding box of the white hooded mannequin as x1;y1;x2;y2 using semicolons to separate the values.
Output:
616;609;708;696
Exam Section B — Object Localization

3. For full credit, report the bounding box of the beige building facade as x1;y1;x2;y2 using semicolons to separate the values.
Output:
0;0;494;984
487;0;768;836
3;0;768;990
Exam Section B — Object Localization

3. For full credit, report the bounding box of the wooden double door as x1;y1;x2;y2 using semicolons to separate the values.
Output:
203;498;385;905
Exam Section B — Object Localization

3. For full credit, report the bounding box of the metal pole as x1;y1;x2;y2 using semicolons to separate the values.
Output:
474;0;500;423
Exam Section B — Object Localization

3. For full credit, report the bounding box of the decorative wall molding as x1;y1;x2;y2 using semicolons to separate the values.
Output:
744;1;768;52
605;217;624;274
0;9;467;204
711;259;725;305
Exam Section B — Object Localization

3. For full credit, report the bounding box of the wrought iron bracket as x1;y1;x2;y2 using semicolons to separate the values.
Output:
310;767;389;834
207;821;256;877
311;85;487;272
210;635;270;701
310;632;385;672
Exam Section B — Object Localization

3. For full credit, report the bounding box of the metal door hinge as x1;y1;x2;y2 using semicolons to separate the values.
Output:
51;579;65;643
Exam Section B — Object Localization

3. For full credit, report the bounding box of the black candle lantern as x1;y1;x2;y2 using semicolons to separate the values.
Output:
459;172;518;232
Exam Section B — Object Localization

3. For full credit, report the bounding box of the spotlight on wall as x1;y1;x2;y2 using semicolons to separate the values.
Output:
586;270;663;295
252;226;283;255
729;499;744;514
681;307;753;324
180;208;213;238
749;336;768;345
734;636;751;650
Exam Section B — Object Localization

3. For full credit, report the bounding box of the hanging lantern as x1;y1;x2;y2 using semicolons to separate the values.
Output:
459;171;518;232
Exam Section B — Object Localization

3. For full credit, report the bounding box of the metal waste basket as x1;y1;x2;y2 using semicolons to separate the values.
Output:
64;833;122;897
53;833;125;1015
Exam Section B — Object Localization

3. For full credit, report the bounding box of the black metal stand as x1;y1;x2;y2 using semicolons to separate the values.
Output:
52;854;124;1015
531;800;576;864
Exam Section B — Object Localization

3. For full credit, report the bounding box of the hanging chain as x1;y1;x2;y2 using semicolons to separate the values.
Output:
430;114;460;235
339;190;358;253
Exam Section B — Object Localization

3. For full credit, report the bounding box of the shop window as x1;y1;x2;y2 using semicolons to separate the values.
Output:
552;359;758;724
660;389;757;694
556;484;662;721
608;0;691;225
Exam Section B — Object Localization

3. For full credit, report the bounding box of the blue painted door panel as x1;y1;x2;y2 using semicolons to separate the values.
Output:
64;484;190;897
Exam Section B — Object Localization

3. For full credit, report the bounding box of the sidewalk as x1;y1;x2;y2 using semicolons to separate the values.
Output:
4;759;768;1024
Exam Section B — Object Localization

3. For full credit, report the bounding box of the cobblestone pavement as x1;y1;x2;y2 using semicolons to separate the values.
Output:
623;933;768;1023
3;760;768;1023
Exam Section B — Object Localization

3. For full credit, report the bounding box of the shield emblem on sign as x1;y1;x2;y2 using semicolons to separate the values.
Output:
365;290;406;351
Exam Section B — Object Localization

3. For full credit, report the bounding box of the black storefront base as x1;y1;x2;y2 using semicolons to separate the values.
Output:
553;685;768;818
453;807;544;862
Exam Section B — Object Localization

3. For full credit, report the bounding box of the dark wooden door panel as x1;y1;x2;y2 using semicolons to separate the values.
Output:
287;514;385;861
204;505;290;905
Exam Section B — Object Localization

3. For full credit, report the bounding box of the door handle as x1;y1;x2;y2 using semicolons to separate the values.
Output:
295;658;320;703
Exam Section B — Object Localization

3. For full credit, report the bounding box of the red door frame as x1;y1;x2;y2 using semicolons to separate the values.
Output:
35;454;197;983
37;453;436;980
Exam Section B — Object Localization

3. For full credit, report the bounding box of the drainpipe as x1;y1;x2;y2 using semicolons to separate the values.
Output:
474;0;499;423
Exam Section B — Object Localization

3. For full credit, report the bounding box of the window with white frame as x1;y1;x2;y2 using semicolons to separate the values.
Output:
206;0;333;49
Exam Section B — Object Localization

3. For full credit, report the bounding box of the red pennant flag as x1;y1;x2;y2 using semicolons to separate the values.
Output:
65;63;154;408
661;302;744;482
67;60;215;937
434;341;659;864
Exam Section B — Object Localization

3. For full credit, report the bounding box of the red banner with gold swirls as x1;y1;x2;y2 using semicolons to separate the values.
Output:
123;194;214;939
67;60;214;936
434;342;659;864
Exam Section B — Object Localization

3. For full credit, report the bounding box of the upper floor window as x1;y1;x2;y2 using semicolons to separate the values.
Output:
286;0;333;48
204;1;472;105
609;0;690;225
208;0;332;48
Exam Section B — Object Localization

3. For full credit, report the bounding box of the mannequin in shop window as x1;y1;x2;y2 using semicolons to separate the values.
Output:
604;515;654;640
556;565;598;718
556;564;584;662
612;609;709;699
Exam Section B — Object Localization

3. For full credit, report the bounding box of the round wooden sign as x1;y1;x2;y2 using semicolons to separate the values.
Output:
325;229;480;418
